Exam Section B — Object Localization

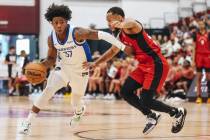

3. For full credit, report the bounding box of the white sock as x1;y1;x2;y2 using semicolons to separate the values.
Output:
74;105;82;113
26;111;38;123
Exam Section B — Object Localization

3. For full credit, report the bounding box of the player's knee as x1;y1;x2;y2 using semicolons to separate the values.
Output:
33;87;55;109
120;85;131;100
140;89;154;107
43;87;56;98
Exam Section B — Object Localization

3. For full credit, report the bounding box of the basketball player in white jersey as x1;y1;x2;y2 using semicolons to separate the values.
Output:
19;4;126;134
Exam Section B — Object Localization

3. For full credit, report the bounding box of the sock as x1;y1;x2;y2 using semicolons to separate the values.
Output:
26;111;38;123
71;94;84;112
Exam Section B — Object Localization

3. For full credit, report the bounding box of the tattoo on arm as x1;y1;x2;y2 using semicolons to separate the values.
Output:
74;27;98;41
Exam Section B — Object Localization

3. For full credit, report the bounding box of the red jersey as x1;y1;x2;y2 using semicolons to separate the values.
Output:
193;31;210;54
119;30;164;65
118;28;169;92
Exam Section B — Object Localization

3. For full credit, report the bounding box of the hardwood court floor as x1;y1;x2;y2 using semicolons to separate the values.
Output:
0;95;209;140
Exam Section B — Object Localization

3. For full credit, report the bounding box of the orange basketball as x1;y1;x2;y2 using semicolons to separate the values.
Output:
24;62;47;85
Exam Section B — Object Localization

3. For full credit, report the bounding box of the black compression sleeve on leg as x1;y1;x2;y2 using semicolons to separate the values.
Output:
140;89;178;116
121;77;152;116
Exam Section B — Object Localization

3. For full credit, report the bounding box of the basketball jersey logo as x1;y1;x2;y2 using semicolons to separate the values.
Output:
200;40;205;45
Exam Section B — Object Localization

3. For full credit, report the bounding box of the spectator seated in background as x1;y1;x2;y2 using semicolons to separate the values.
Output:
15;75;30;96
164;60;194;103
85;63;103;99
104;57;137;100
161;33;181;58
104;60;120;100
84;52;104;99
175;60;194;92
5;49;30;96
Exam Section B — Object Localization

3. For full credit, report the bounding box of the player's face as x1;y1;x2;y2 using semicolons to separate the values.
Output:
9;48;15;54
198;21;206;30
106;13;123;31
51;17;68;35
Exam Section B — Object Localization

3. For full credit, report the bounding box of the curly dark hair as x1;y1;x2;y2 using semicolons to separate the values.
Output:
45;3;72;21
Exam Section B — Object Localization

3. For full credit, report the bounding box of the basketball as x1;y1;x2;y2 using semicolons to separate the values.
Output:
24;62;47;85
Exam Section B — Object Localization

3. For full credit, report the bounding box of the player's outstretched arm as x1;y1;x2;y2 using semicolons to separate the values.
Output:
83;44;133;70
74;27;125;51
82;44;134;71
83;45;120;70
111;18;142;34
41;36;57;69
95;45;120;65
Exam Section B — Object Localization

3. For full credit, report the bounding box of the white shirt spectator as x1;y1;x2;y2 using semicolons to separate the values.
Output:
161;37;181;57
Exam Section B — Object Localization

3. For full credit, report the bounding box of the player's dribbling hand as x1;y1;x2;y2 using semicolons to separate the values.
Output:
82;62;96;71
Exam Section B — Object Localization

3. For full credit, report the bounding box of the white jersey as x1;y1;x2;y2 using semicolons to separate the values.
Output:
51;24;92;67
33;25;90;111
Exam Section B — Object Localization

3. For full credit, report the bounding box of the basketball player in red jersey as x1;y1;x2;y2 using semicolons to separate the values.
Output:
83;7;187;134
192;19;210;104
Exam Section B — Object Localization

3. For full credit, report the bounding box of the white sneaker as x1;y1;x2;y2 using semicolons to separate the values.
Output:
83;94;95;99
53;94;59;98
96;94;104;100
58;94;64;98
103;94;110;100
143;112;161;135
107;94;116;100
19;121;31;135
70;106;86;127
171;107;187;133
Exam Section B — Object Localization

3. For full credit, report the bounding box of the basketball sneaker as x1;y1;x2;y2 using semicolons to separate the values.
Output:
195;97;202;104
143;112;161;135
70;105;86;127
19;121;31;135
171;107;187;133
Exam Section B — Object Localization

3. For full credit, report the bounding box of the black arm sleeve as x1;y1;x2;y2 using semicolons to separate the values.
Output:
192;32;196;42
